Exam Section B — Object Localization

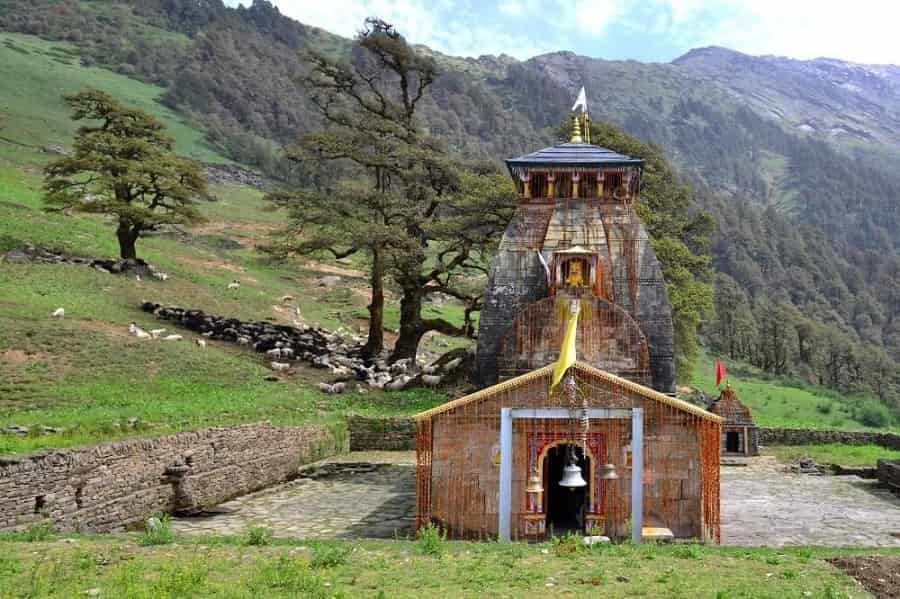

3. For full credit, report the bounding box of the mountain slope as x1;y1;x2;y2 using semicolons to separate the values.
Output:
0;0;898;418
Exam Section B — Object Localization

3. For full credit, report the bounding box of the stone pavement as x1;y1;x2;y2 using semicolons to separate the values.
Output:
172;452;900;546
721;457;900;546
171;451;417;540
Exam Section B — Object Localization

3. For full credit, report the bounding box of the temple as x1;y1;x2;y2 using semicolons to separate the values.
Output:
475;107;676;394
415;93;720;543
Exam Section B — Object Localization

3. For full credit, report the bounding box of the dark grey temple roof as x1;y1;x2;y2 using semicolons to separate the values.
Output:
506;142;644;169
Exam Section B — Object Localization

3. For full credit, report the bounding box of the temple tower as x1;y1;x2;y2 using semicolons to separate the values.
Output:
476;98;675;393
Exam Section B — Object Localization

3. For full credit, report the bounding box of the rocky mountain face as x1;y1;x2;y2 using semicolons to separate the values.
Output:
673;46;900;149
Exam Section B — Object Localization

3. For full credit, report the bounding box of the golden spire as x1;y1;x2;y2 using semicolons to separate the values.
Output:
571;114;583;143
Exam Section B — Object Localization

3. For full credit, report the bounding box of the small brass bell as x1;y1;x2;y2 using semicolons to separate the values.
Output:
559;461;587;489
526;473;543;494
598;463;618;480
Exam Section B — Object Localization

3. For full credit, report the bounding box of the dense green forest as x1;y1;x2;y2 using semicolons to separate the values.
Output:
1;0;898;417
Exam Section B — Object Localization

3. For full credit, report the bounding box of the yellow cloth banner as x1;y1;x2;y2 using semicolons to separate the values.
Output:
550;301;579;391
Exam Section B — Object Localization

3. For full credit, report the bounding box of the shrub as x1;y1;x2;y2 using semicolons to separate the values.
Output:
857;402;891;428
309;542;352;569
138;514;174;546
253;555;328;596
23;520;53;542
816;402;833;415
245;525;273;546
416;522;446;557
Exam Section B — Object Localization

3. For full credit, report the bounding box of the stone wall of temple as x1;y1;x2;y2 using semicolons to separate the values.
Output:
476;198;675;393
0;423;343;532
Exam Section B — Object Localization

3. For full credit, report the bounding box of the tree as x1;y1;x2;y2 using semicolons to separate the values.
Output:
44;89;206;261
273;19;516;361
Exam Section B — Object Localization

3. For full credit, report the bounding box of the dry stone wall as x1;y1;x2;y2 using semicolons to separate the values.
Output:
758;428;900;450
347;416;415;451
877;460;900;494
0;423;343;533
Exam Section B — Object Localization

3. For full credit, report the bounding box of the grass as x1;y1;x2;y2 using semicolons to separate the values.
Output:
0;166;449;455
0;535;894;598
764;444;900;467
691;352;899;432
0;32;225;165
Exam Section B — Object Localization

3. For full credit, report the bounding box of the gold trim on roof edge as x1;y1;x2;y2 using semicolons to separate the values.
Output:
414;361;722;423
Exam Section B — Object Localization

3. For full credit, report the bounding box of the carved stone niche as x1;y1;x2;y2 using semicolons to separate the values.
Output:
552;246;603;298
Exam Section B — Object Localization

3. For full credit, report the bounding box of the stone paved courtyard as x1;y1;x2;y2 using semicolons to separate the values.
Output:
172;451;417;540
172;452;900;546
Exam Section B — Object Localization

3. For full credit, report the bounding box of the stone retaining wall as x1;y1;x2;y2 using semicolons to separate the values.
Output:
0;423;344;533
878;460;900;493
345;418;900;454
348;416;415;451
758;428;900;449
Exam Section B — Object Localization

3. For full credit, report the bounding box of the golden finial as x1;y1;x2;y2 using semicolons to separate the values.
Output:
571;114;583;143
583;112;591;144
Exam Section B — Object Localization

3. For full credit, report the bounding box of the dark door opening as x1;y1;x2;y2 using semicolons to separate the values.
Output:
725;431;741;453
544;444;590;535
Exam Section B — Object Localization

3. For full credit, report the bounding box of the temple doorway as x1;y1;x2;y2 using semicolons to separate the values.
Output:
725;431;741;453
544;443;590;535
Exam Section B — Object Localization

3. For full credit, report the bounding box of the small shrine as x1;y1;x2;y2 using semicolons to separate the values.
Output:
708;386;759;456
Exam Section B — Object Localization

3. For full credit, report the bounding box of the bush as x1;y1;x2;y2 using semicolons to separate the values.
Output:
857;402;891;428
253;555;328;596
245;525;273;546
416;522;446;557
23;520;53;542
309;542;351;569
815;402;833;415
138;514;174;546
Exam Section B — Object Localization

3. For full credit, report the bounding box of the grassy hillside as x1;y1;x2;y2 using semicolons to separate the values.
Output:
690;352;898;432
0;35;454;455
0;32;223;165
1;534;895;598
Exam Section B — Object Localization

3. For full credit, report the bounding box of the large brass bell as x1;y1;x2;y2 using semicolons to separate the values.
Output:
598;463;618;480
559;461;587;489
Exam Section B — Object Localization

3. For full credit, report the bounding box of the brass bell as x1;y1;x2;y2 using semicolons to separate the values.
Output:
559;461;587;489
526;473;543;494
598;463;618;480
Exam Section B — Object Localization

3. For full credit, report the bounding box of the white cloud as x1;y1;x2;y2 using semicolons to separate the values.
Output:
226;0;900;64
242;0;552;59
651;0;900;64
498;0;525;16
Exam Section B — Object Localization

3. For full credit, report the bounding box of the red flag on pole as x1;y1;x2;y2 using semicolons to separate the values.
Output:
715;358;727;387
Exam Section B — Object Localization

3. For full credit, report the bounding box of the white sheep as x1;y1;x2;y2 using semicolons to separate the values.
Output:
237;336;251;345
227;280;241;290
149;328;167;339
153;272;169;281
129;323;151;339
163;334;183;341
422;374;443;387
270;362;290;371
266;348;283;359
50;307;65;318
196;339;207;348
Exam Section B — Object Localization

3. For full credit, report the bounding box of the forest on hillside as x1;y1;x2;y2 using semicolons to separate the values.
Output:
1;0;898;417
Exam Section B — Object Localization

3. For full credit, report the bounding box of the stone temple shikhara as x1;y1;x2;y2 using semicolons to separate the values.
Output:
415;91;722;543
475;101;675;394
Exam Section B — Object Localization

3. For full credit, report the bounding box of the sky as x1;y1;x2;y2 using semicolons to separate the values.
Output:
224;0;900;65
